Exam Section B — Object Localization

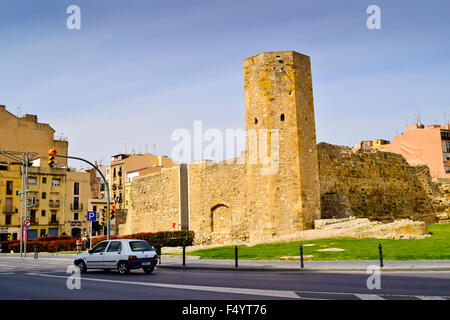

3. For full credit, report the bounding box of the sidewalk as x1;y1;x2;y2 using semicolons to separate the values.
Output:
156;256;450;272
2;253;450;272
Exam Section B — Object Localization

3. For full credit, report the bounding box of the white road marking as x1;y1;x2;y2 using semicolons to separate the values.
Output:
21;272;450;301
416;296;446;300
26;273;300;299
354;294;385;300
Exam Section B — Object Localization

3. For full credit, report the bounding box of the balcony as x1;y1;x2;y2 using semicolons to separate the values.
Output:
50;220;59;225
30;218;39;225
3;206;16;214
70;203;83;211
28;199;39;208
49;200;60;208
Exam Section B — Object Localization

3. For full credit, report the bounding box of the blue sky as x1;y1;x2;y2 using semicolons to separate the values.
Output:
1;0;449;166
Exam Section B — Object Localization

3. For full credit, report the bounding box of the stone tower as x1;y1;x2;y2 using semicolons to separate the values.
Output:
244;51;321;241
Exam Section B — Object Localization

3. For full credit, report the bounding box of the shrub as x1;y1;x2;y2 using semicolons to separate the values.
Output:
91;231;194;248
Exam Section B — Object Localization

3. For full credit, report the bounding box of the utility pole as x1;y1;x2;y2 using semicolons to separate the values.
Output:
0;150;37;257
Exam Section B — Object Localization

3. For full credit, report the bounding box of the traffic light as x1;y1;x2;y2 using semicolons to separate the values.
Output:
48;149;57;167
101;207;107;225
110;206;115;220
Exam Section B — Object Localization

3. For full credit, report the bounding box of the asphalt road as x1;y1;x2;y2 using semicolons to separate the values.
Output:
0;257;449;300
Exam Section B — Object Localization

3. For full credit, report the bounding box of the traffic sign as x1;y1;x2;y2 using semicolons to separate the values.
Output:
23;220;31;229
87;211;97;221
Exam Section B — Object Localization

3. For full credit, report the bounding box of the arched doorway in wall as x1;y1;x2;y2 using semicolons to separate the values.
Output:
71;228;81;239
210;204;231;241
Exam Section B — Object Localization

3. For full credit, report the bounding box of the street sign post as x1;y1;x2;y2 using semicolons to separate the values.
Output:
87;211;96;250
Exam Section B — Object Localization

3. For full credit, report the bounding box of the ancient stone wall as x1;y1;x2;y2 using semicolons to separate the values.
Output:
187;161;247;245
123;166;180;235
318;143;448;223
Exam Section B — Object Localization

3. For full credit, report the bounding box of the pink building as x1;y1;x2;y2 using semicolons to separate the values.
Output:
381;123;450;179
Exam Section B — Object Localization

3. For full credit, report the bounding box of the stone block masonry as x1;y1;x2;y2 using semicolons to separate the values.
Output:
318;143;449;223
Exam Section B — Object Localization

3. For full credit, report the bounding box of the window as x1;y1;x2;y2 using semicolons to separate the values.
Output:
93;205;97;212
51;213;57;223
129;241;153;252
254;118;258;124
40;229;46;237
42;177;47;184
42;192;46;199
41;210;46;217
91;241;109;253
446;167;450;174
52;179;60;186
5;215;11;225
443;141;450;153
73;197;79;210
280;114;285;121
107;241;122;252
30;210;36;224
27;177;37;185
74;212;79;221
74;182;79;195
444;153;450;162
6;181;13;195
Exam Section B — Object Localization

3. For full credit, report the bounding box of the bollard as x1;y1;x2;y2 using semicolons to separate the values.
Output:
34;245;39;259
155;245;162;265
182;246;186;267
300;245;304;268
235;246;238;268
378;244;384;268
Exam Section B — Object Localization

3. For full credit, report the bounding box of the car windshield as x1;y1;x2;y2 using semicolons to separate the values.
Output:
129;241;154;252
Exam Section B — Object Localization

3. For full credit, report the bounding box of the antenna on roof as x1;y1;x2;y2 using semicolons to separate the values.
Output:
413;112;422;125
153;144;156;155
17;106;22;117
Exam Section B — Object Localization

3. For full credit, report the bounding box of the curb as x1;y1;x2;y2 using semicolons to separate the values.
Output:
156;265;450;273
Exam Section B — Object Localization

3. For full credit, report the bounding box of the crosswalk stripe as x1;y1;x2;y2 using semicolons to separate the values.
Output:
415;296;446;300
354;294;385;300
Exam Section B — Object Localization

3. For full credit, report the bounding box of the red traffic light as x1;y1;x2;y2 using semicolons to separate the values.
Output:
48;149;57;156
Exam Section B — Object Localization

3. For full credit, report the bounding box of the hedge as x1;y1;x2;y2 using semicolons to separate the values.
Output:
92;231;195;248
0;235;76;253
6;239;78;253
1;231;194;253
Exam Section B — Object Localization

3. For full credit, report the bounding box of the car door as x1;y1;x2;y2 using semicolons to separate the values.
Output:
102;240;123;268
85;241;109;268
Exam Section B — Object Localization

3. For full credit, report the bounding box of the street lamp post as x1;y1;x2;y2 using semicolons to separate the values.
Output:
55;154;111;240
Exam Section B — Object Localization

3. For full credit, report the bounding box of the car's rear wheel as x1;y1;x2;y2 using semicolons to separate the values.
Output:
77;260;87;273
117;261;130;275
143;266;154;274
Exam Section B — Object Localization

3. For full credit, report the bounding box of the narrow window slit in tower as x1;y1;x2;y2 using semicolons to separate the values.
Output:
254;117;258;124
281;114;285;121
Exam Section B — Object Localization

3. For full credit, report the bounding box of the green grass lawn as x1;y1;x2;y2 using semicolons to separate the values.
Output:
186;223;450;261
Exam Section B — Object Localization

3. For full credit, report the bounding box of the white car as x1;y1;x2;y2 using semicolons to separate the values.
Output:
74;239;159;275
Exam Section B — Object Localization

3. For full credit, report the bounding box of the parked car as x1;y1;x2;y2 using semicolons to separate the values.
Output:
74;239;158;275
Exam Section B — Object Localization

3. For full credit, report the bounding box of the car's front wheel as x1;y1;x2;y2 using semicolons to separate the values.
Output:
76;260;87;273
117;261;130;275
143;266;154;274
